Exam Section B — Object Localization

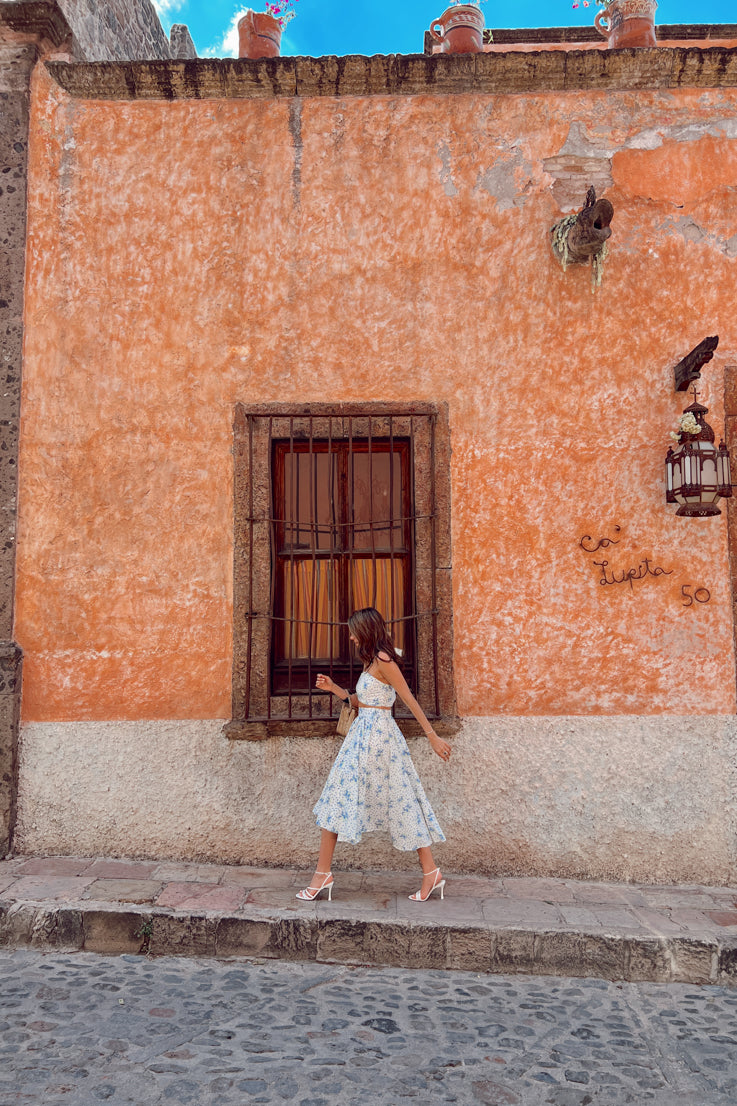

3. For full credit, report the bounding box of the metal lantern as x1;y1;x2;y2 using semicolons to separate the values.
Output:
665;399;732;517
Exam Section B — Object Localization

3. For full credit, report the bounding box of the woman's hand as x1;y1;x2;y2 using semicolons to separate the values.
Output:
427;730;451;762
315;673;342;697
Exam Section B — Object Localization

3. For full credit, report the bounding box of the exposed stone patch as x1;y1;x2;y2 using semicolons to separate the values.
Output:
658;214;737;255
436;140;458;197
475;148;534;210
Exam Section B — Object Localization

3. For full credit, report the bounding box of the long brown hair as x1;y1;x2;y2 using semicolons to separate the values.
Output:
348;607;400;668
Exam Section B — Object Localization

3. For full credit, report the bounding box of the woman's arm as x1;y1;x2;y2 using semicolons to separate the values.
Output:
315;673;352;703
375;656;451;762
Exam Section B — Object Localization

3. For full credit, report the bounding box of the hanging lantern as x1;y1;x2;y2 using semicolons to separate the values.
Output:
665;397;732;517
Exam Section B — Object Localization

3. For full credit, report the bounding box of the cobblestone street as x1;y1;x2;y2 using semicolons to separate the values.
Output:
1;950;737;1106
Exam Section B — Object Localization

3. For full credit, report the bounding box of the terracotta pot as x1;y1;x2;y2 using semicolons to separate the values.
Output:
429;4;485;54
594;0;657;48
237;10;282;59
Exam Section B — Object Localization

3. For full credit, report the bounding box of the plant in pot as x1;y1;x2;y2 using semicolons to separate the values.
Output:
573;0;657;48
429;0;489;54
238;0;298;59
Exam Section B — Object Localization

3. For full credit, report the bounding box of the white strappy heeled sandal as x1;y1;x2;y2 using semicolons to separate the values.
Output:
296;871;334;901
409;867;445;902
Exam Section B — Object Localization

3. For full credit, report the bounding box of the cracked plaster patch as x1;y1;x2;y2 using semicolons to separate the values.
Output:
436;140;458;198
659;215;737;256
475;148;533;211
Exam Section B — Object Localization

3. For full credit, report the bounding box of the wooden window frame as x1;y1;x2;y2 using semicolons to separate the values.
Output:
225;402;457;740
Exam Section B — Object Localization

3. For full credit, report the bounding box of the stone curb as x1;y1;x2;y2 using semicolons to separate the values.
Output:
2;897;736;985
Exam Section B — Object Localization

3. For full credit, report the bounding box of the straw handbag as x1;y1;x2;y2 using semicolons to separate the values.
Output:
336;697;356;737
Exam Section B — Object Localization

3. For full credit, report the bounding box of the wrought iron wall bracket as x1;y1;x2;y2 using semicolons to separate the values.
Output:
674;335;719;392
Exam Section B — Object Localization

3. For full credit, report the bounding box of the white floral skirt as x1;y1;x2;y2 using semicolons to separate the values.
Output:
313;708;445;851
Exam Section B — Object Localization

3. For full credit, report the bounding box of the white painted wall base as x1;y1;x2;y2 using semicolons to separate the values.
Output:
16;716;737;885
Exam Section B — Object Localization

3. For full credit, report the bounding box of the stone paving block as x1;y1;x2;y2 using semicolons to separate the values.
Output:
84;859;159;879
15;857;93;877
569;881;643;906
642;889;726;909
0;873;17;894
0;900;36;946
395;894;482;924
363;921;412;967
149;913;216;958
668;937;718;984
591;906;645;930
483;899;565;928
215;915;274;958
84;879;163;904
29;906;84;951
533;931;626;981
560;906;601;928
359;870;414;894
316;918;369;964
155;882;246;912
267;916;318;961
503;878;577;903
624;936;672;982
632;907;690;936
491;928;536;973
149;863;228;883
708;910;737;927
329;870;365;892
444;877;505;899
447;926;493;972
246;887;311;910
668;908;725;931
405;924;448;970
8;875;95;901
717;937;737;982
316;891;397;920
83;908;147;955
222;866;300;889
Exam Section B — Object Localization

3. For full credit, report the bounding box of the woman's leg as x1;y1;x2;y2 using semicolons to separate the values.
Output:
300;829;338;893
416;845;441;896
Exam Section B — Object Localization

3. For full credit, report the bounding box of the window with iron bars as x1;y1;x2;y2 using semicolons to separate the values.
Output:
226;403;456;739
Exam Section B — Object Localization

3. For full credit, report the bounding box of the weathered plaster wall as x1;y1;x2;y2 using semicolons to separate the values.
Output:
16;716;737;884
12;63;737;876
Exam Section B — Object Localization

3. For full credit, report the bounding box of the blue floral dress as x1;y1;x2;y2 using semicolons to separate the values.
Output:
313;671;445;851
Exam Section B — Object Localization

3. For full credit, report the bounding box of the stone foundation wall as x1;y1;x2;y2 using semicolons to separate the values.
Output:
0;43;33;856
15;716;737;885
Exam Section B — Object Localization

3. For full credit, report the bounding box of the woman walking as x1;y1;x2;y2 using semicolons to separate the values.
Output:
296;607;451;904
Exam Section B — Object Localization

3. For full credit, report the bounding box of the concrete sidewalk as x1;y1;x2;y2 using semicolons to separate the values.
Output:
2;854;737;986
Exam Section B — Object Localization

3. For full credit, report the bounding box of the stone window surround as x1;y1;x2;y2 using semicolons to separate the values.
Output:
226;402;457;741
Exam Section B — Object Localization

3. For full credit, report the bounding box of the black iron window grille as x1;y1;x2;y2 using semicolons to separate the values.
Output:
228;403;456;739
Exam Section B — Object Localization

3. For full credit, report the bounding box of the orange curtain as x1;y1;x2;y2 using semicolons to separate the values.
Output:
283;560;338;660
351;559;406;653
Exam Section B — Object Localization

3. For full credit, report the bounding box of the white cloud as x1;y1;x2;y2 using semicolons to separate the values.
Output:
152;0;185;19
216;8;250;58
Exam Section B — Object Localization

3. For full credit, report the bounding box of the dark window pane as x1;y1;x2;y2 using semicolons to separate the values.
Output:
282;449;336;551
350;449;404;551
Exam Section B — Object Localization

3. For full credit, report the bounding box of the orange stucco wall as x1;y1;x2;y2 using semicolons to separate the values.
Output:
16;65;737;722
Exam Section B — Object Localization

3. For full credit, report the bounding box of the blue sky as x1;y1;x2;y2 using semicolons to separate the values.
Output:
152;0;735;58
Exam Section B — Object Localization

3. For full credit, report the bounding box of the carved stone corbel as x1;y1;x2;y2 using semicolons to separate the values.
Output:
551;186;614;291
